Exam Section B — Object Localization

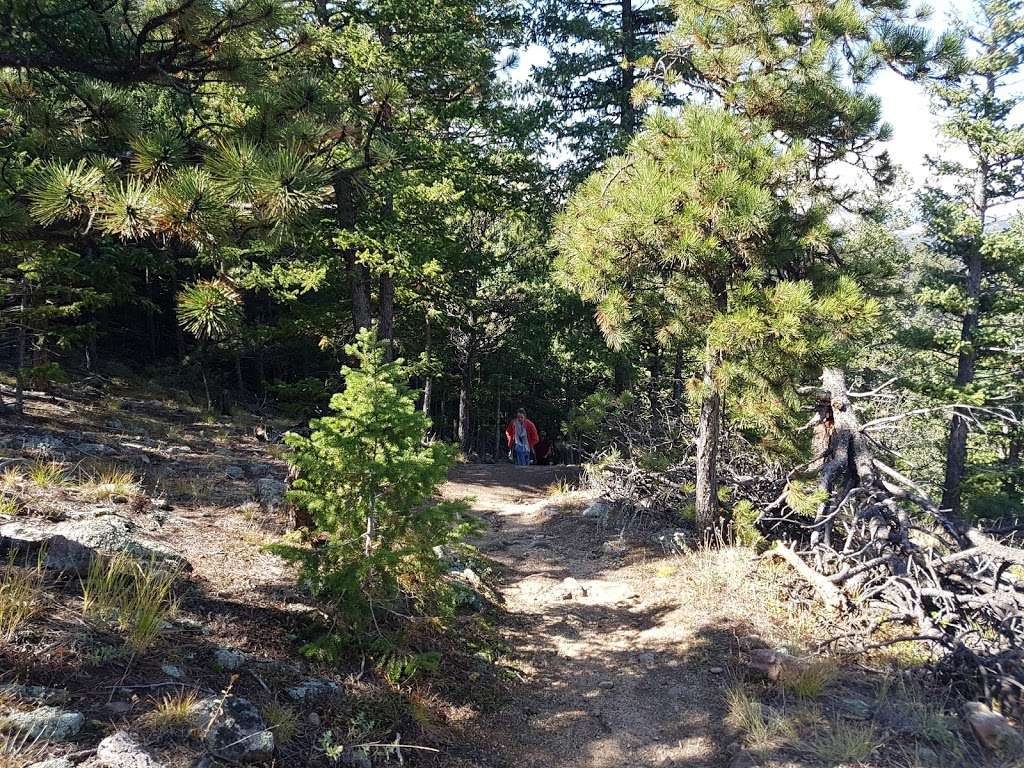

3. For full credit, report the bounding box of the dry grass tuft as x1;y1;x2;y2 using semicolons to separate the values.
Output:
725;684;795;753
82;551;179;653
0;554;45;641
141;689;198;734
26;461;69;488
262;701;298;744
0;728;48;767
779;656;839;699
78;465;142;501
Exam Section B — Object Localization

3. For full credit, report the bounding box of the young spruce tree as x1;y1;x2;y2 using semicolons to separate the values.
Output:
276;330;471;631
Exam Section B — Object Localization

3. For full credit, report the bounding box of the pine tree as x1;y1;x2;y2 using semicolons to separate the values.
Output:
554;107;879;534
274;329;471;629
528;0;674;186
910;0;1024;517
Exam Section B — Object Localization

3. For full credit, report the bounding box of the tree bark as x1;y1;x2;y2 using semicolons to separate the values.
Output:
15;286;27;415
421;315;433;417
940;74;992;517
378;272;395;359
458;362;473;454
619;0;637;138
694;352;721;538
335;176;372;334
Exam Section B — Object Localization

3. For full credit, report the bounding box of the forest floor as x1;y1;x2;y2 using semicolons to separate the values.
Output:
444;463;732;767
0;381;1006;768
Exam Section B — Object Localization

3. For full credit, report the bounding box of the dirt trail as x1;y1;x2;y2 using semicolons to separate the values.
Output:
444;464;731;768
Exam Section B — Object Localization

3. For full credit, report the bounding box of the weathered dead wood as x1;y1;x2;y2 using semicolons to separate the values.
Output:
765;542;846;609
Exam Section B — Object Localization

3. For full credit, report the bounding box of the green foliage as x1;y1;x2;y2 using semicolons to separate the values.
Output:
270;329;473;629
176;279;243;341
731;499;764;549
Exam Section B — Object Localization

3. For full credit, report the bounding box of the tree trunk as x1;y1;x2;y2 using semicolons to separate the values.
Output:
335;176;372;334
619;0;637;138
672;347;684;404
15;287;27;415
378;272;395;359
458;362;473;454
421;315;433;417
694;353;721;539
940;76;992;518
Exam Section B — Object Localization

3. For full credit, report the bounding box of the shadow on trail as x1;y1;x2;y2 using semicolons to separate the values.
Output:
446;464;749;768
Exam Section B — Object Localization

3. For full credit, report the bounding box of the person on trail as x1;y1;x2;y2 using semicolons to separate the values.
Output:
505;408;538;466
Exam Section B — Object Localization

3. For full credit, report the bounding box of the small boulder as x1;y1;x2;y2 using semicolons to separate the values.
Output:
161;664;185;680
191;696;274;764
95;731;165;767
582;500;609;522
225;466;245;480
21;434;67;457
964;701;1024;754
27;759;74;768
255;478;286;511
0;706;84;741
213;647;248;672
559;577;587;600
0;515;188;574
744;648;790;682
286;678;341;704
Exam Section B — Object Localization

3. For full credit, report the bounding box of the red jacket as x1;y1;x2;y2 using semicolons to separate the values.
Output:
506;418;539;450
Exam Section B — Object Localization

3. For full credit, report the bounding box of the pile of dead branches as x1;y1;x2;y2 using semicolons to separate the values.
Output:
758;368;1024;717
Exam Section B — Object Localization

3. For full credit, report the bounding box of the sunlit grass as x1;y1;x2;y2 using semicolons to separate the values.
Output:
800;718;880;764
725;684;795;752
26;461;69;488
82;552;179;653
0;554;44;641
78;465;142;501
140;689;198;733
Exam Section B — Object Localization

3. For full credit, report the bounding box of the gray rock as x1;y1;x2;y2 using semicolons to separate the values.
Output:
75;443;114;456
95;731;165;767
225;466;245;480
255;478;286;511
0;706;84;741
964;701;1024;754
214;648;248;671
339;750;372;768
161;664;185;679
21;434;67;457
285;678;340;703
191;696;274;763
27;759;74;768
0;515;188;574
559;577;587;600
582;500;609;522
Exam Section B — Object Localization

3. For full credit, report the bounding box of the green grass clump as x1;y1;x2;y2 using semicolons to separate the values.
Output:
27;461;69;488
801;719;880;764
262;701;299;744
78;465;142;501
0;554;44;640
82;551;179;653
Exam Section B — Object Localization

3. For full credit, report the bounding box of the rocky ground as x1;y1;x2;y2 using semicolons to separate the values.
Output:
0;381;1020;768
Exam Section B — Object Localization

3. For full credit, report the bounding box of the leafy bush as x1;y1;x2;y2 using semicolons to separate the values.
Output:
270;330;472;636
